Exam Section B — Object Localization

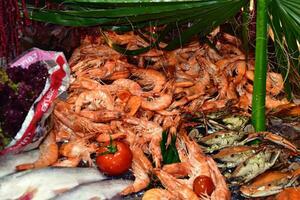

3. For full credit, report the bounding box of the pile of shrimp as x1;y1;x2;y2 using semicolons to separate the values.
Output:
16;31;289;199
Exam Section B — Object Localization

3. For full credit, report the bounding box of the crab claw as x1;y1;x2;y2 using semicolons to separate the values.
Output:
242;132;299;153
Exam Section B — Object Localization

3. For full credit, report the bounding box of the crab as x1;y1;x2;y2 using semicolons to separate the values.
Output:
190;129;299;153
240;167;300;197
230;146;281;183
213;145;259;169
275;187;300;200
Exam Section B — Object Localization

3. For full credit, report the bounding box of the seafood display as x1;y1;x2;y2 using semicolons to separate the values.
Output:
51;179;133;200
0;149;39;177
189;113;300;199
0;167;107;200
1;31;299;200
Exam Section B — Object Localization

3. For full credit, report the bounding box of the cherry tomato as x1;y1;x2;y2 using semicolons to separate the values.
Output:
96;141;133;176
193;175;215;196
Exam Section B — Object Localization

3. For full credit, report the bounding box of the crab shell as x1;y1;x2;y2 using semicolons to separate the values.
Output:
275;187;300;200
199;130;246;152
199;130;299;154
240;168;300;197
230;146;281;183
213;146;258;168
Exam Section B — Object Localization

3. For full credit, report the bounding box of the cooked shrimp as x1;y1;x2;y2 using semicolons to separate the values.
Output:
236;92;252;110
217;43;244;56
201;99;228;112
187;70;210;96
16;130;58;171
176;136;189;163
79;59;115;79
219;32;242;47
246;70;283;95
170;70;209;109
215;55;245;71
227;60;247;84
54;116;89;140
121;146;152;195
162;115;180;130
54;108;112;134
72;57;104;76
205;45;222;62
112;79;144;96
105;70;130;80
154;169;199;200
79;110;123;123
180;132;211;184
59;138;98;166
162;162;191;178
80;44;120;59
214;72;229;99
197;56;219;75
70;77;102;90
265;96;289;109
153;114;165;125
52;157;81;168
125;95;142;116
115;90;131;103
185;97;206;112
227;82;238;100
141;86;173;111
75;89;114;113
124;117;163;167
206;157;231;200
275;187;300;200
121;159;150;195
107;31;147;46
142;188;177;200
169;97;190;110
55;130;74;142
182;56;201;77
148;132;163;168
156;109;180;116
174;81;195;88
245;70;254;81
175;71;196;81
130;68;166;93
96;132;127;142
267;72;284;95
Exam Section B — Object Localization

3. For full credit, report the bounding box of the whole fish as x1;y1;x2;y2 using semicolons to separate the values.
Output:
51;179;133;200
0;167;106;200
0;150;39;178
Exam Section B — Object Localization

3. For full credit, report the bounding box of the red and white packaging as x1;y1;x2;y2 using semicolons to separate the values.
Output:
0;48;70;155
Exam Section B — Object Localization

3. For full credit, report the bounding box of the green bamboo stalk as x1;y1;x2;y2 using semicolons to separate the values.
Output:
251;0;268;131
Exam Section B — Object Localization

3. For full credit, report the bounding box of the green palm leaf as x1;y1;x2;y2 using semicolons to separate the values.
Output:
26;0;246;52
268;0;300;98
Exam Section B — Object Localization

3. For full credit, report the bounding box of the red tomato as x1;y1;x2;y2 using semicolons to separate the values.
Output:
96;141;133;176
193;175;215;196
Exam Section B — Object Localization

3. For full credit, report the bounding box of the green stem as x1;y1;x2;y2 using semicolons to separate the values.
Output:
251;0;268;131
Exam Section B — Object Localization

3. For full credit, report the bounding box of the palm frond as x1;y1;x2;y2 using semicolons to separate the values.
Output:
268;0;300;98
26;0;246;50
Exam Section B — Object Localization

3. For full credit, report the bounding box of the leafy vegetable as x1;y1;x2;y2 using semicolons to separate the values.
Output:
0;62;48;148
160;130;180;164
